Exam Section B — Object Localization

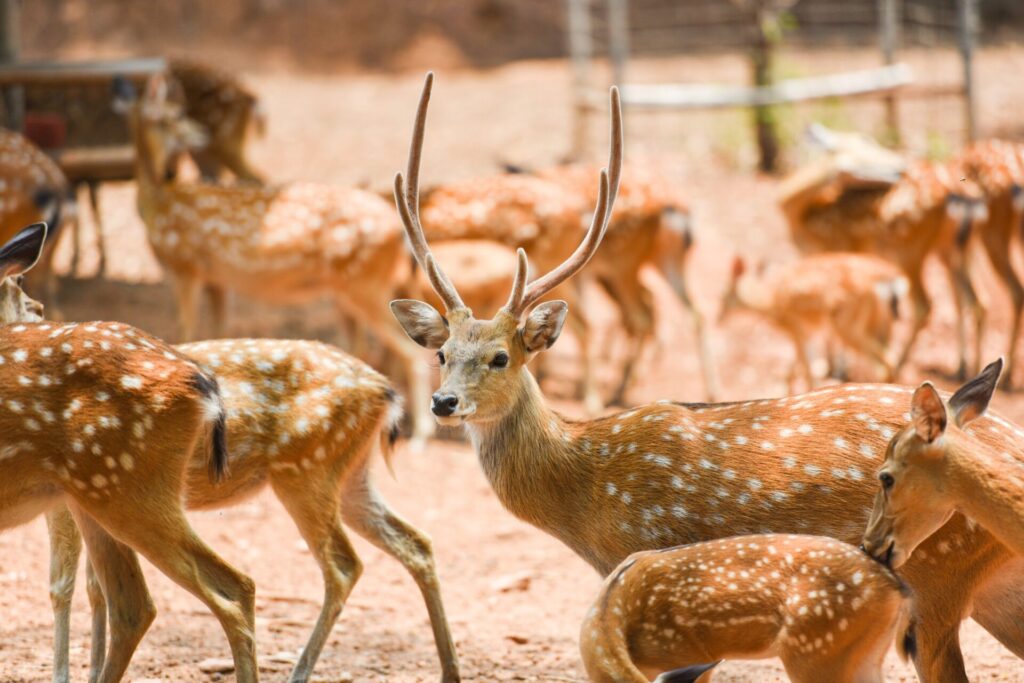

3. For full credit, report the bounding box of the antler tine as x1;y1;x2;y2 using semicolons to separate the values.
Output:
394;72;466;312
503;248;529;311
510;86;623;315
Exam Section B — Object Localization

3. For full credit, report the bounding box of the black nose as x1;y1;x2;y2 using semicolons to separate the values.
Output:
431;393;459;417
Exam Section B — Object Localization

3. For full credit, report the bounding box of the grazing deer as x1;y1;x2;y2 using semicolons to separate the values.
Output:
580;534;911;683
0;130;68;314
168;58;266;184
389;74;1024;683
957;141;1024;387
45;339;460;683
780;128;988;379
117;74;437;442
0;224;259;682
531;162;717;403
720;253;907;392
863;359;1024;571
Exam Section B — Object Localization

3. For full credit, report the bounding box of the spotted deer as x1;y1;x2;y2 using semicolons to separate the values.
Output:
168;58;266;184
44;339;460;683
580;534;911;682
529;161;717;404
720;253;907;392
0;224;259;682
116;74;437;442
0;130;68;314
957;141;1024;387
780;127;988;379
390;74;1024;683
863;359;1024;571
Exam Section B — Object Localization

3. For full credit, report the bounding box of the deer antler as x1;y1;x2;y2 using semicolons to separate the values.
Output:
394;72;466;312
504;86;623;317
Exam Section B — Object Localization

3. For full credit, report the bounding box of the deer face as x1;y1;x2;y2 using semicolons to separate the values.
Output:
391;302;567;425
863;359;1003;568
0;223;47;324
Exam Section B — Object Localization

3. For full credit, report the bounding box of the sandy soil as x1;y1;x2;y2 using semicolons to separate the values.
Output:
4;47;1024;681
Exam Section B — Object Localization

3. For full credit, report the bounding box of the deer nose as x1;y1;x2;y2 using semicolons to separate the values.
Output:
431;393;459;417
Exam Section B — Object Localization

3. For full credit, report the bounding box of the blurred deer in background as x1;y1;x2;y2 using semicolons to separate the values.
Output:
117;74;439;442
780;125;988;380
0;224;260;683
580;534;911;682
720;253;907;392
863;359;1024;569
527;161;717;403
45;339;460;683
168;58;267;184
0;130;69;315
389;73;1024;683
957;141;1024;387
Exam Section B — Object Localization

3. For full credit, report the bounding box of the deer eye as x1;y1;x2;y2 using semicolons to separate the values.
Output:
436;350;446;366
490;351;509;368
879;472;895;490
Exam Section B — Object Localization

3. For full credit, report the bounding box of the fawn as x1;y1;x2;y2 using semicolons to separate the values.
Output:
0;224;259;682
116;74;440;442
0;129;68;314
720;253;907;392
780;126;988;379
863;358;1024;570
44;339;459;683
580;534;911;682
388;73;1024;682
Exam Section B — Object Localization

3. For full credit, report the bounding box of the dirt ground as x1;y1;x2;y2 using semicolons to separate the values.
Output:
4;47;1024;681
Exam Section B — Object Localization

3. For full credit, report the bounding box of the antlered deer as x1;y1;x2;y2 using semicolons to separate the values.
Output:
44;339;460;683
720;253;907;391
580;534;910;682
389;74;1024;682
780;127;987;379
117;74;437;442
0;224;259;682
863;359;1024;569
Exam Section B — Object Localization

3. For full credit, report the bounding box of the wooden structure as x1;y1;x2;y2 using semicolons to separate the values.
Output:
567;0;980;163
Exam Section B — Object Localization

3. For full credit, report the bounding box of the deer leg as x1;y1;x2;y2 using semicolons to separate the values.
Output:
341;469;460;683
941;249;986;379
85;558;108;683
667;268;718;401
270;473;362;683
895;266;930;374
71;496;258;681
87;181;106;277
45;506;82;683
832;305;894;382
206;284;228;339
65;506;156;683
979;216;1024;388
172;274;202;342
564;285;604;414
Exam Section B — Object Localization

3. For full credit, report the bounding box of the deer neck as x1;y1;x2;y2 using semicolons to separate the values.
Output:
946;439;1024;556
467;369;594;547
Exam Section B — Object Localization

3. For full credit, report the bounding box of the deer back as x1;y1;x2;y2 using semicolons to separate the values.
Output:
0;130;68;245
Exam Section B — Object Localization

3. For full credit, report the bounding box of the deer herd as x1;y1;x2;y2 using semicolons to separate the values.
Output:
0;63;1023;683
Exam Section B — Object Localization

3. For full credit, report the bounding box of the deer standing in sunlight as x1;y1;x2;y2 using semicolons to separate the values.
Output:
720;253;907;392
389;73;1024;683
0;224;259;683
863;359;1024;570
580;534;911;682
780;127;988;379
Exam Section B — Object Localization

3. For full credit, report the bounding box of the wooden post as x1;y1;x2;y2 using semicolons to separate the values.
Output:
957;0;977;143
749;3;779;173
878;0;902;145
567;0;594;161
0;0;22;131
607;0;629;89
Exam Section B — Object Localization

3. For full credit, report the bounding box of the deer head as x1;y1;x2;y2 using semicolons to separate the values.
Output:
389;73;622;426
113;74;209;182
862;358;1003;568
0;222;47;323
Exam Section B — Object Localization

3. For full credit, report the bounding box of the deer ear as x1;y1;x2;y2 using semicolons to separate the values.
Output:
911;382;947;444
949;358;1003;427
390;299;449;349
522;300;568;352
0;223;47;280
